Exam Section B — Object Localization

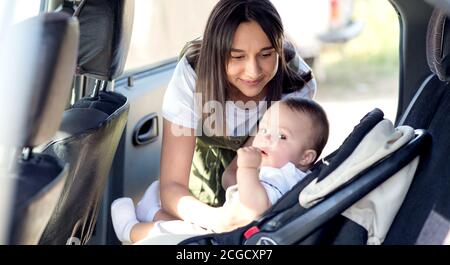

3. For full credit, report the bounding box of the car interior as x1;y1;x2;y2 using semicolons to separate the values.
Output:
36;0;132;245
1;0;450;245
6;11;78;245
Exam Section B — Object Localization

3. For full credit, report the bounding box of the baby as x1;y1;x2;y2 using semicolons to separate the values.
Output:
111;97;329;243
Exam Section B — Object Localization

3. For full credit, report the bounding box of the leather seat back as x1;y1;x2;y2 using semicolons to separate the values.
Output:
37;0;134;245
4;12;79;244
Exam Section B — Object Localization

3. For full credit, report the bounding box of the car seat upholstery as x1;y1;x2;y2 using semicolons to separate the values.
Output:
4;13;79;244
37;0;134;245
384;8;450;244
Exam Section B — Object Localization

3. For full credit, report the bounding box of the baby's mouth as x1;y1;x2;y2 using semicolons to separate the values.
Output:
260;149;268;156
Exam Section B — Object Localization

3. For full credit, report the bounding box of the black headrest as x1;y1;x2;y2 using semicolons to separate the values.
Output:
75;0;134;80
0;13;79;148
316;108;385;181
426;9;450;81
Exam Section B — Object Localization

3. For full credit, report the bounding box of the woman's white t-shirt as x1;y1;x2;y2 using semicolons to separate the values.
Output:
162;55;317;136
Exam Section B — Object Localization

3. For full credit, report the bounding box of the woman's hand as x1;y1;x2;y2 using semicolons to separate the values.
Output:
237;147;262;169
210;204;254;233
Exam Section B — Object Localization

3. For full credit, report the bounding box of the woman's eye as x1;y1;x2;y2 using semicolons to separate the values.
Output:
261;52;273;57
231;55;244;60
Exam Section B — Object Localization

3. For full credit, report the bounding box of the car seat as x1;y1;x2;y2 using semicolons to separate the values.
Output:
36;0;134;245
383;8;450;244
133;107;428;245
3;12;79;244
173;108;428;245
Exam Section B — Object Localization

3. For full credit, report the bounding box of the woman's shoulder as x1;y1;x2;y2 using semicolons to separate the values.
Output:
162;55;198;129
163;54;197;109
171;54;197;88
282;78;316;99
282;39;316;97
179;38;202;70
177;55;195;74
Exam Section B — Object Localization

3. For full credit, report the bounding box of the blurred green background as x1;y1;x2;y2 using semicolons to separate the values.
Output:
316;0;399;101
315;0;400;155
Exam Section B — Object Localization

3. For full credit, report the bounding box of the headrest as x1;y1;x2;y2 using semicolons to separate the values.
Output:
426;9;450;81
74;0;134;80
316;108;385;181
0;13;79;148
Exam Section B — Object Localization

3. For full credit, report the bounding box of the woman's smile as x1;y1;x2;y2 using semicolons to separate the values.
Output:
239;76;264;87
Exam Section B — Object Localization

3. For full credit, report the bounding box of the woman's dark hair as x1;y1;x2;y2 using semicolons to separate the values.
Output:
282;97;329;161
183;0;312;135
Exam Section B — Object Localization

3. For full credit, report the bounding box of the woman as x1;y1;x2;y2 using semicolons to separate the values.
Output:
148;0;316;229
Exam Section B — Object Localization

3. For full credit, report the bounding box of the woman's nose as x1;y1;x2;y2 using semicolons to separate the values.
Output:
245;57;262;79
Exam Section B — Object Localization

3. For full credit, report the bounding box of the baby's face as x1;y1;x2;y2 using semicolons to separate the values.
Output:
252;102;314;168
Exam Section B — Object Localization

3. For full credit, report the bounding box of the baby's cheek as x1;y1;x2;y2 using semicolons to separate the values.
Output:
272;152;290;168
279;151;294;167
251;136;262;149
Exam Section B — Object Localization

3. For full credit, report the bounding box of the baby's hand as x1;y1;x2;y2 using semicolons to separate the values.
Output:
237;147;262;169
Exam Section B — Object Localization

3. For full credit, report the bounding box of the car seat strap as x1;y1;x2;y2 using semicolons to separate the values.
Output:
398;74;434;126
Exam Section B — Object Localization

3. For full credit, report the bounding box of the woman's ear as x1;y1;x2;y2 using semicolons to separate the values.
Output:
298;149;317;168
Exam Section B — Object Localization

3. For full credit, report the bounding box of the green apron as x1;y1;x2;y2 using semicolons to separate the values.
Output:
189;135;248;206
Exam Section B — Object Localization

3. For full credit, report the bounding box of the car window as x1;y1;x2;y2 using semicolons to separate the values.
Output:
124;0;218;72
315;0;399;156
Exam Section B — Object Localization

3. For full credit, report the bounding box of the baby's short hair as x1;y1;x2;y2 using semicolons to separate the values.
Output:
281;97;329;160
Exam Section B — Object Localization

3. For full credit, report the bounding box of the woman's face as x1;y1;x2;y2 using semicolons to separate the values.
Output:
226;20;279;102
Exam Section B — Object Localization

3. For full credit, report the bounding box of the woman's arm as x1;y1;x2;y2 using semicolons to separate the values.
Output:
159;119;221;228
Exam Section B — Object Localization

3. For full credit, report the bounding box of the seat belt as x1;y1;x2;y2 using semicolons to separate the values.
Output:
397;74;434;126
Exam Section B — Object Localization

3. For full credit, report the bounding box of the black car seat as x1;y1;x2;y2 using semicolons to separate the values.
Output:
2;13;79;244
37;0;134;245
383;8;450;244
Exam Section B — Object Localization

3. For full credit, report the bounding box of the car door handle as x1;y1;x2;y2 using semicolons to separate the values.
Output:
133;113;159;146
